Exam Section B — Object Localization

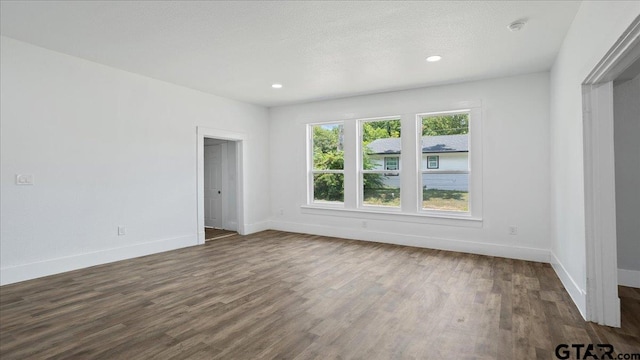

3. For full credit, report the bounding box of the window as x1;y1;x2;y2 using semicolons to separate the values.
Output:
384;157;399;171
305;105;481;223
310;123;344;204
426;155;439;169
419;111;470;212
360;118;401;208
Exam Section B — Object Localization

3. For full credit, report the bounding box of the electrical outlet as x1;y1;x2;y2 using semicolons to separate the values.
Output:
15;174;34;185
508;226;518;235
279;209;284;216
118;226;126;236
362;221;368;228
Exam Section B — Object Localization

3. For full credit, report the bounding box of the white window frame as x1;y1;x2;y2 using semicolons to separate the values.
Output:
416;108;482;219
307;121;345;207
303;104;482;226
358;116;403;210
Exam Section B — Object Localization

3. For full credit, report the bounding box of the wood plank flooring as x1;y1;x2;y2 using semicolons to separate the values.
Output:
1;230;638;359
204;228;236;241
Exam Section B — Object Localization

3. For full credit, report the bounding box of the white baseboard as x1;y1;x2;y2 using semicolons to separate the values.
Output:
550;252;587;318
269;220;550;263
242;221;271;235
618;268;640;288
0;235;197;286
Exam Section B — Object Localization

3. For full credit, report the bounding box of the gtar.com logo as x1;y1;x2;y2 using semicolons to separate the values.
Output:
555;344;640;359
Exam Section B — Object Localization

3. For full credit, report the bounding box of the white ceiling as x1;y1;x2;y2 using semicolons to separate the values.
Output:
0;1;581;107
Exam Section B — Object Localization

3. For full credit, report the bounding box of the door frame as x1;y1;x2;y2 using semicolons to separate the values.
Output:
582;17;640;327
197;126;247;244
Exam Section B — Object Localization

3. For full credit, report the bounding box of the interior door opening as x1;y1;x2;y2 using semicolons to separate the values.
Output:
582;17;639;327
203;137;238;240
613;59;640;289
197;127;247;243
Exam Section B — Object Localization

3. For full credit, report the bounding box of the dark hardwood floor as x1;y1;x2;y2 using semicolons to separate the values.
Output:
204;228;236;241
1;230;638;359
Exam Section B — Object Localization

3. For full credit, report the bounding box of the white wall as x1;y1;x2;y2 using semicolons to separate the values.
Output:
614;74;640;287
0;36;270;285
549;2;640;313
269;72;551;262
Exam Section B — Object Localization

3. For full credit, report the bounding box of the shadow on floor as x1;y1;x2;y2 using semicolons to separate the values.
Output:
205;228;236;241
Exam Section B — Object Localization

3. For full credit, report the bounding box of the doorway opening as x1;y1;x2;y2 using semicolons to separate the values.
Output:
203;138;238;240
613;63;640;290
197;127;248;244
582;17;640;327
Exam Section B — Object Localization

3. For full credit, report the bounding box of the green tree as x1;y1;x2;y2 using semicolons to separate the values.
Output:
362;120;401;142
422;114;469;136
313;125;344;201
314;149;344;170
313;173;344;201
313;125;342;156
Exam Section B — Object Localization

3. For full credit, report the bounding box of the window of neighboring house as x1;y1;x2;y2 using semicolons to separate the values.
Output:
384;157;399;171
310;122;344;204
361;118;401;208
419;111;470;213
426;155;439;169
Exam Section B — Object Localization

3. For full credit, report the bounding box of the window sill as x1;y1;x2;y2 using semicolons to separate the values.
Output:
300;205;482;228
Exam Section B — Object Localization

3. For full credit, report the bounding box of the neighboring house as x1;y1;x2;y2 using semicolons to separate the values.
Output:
367;134;469;191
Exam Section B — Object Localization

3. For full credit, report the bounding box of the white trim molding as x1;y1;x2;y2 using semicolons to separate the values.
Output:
618;269;640;288
220;142;230;231
582;81;621;327
301;205;482;228
0;235;197;286
551;252;587;319
243;221;272;235
270;220;548;263
583;19;640;84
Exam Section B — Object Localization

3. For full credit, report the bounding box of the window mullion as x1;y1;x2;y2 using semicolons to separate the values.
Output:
468;107;483;218
307;125;314;204
343;119;358;209
401;114;419;214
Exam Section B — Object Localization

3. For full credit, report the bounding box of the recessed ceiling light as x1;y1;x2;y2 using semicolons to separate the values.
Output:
426;55;442;62
272;83;283;89
507;20;526;32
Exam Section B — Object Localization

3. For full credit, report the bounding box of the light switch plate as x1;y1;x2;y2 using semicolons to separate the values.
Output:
16;174;34;185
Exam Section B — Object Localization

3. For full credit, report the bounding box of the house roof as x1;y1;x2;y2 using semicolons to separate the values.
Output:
367;134;468;154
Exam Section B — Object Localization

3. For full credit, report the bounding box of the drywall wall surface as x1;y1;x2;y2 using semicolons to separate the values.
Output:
614;74;640;274
0;36;270;285
269;72;551;261
549;1;640;311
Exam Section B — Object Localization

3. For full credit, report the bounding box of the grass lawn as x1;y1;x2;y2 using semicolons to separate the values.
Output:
423;189;468;211
364;188;468;212
363;188;400;207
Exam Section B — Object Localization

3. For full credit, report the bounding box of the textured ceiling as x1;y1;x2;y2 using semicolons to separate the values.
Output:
0;1;581;107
